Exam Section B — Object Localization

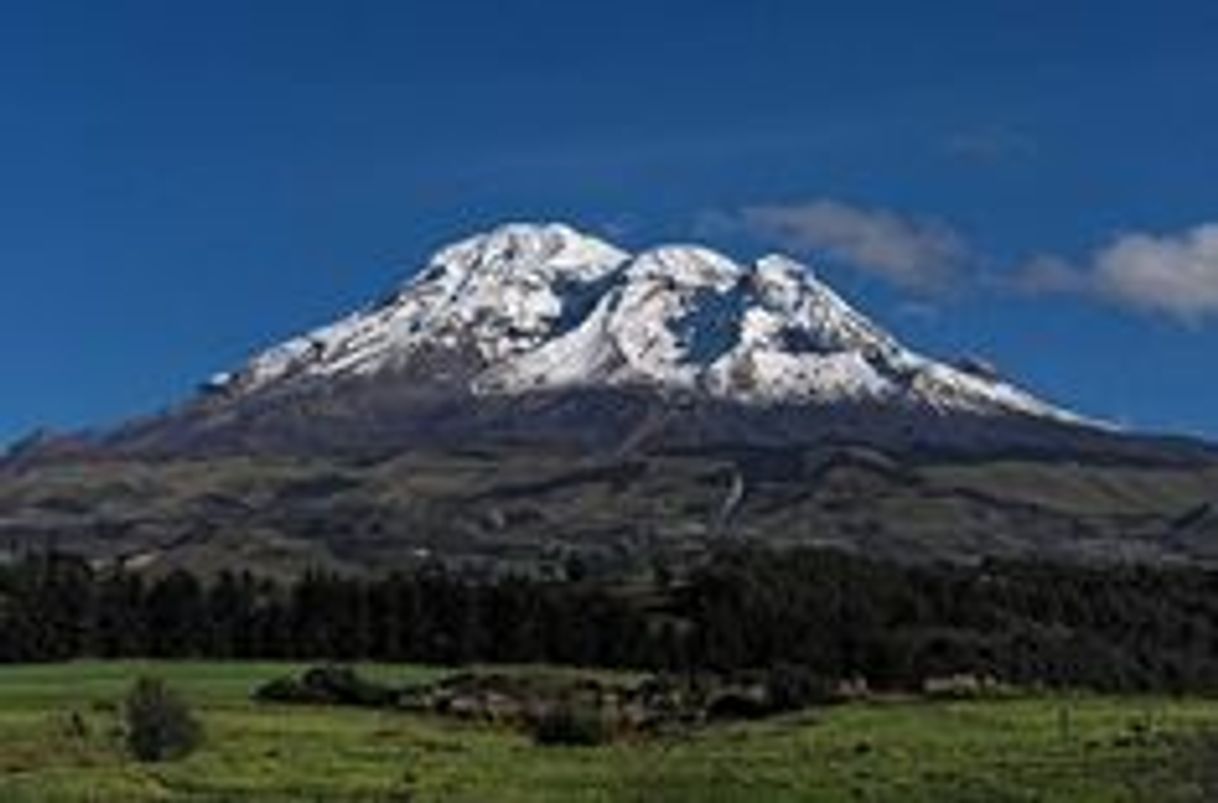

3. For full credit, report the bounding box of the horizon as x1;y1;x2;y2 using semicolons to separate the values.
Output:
4;1;1218;444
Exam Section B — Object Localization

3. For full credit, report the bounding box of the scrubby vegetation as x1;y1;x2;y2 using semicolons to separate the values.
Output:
253;663;845;741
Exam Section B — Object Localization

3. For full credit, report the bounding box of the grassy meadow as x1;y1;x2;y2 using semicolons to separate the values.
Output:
0;661;1215;802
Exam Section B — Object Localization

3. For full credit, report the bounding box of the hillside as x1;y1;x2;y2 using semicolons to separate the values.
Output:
4;445;1218;574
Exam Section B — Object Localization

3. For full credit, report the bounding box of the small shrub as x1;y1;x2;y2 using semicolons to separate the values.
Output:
123;676;202;762
253;665;397;707
763;665;839;712
531;701;614;746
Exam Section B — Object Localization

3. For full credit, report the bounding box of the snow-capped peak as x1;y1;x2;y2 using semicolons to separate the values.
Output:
213;222;1085;426
428;222;628;282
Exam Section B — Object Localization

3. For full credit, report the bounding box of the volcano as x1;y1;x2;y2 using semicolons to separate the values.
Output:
4;223;1217;573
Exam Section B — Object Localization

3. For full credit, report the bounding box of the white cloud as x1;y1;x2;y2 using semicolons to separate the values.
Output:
734;200;970;292
1094;225;1218;319
1017;223;1218;321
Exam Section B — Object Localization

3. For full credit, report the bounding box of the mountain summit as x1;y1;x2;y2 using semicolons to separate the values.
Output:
208;222;1079;425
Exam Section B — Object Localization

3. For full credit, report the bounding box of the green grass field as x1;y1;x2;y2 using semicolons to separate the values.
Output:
0;661;1214;802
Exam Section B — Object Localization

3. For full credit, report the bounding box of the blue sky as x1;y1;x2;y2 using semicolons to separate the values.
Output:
4;1;1218;444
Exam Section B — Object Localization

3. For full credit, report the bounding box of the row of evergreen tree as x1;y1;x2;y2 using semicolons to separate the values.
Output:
4;548;1218;692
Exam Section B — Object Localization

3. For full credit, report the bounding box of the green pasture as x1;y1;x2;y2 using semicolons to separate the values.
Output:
0;662;1214;802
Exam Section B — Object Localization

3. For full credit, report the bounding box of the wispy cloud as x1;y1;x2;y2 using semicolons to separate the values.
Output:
719;200;972;292
895;300;941;323
1016;223;1218;322
1011;254;1089;295
943;127;1037;164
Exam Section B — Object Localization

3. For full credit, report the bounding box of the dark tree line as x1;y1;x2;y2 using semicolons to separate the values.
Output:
0;556;660;668
5;548;1218;693
680;549;1218;692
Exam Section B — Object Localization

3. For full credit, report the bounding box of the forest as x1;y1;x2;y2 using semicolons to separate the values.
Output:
3;548;1218;693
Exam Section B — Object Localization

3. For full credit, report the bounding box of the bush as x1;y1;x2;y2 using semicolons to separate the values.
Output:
123;676;202;762
763;664;840;712
253;665;397;707
531;701;614;746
